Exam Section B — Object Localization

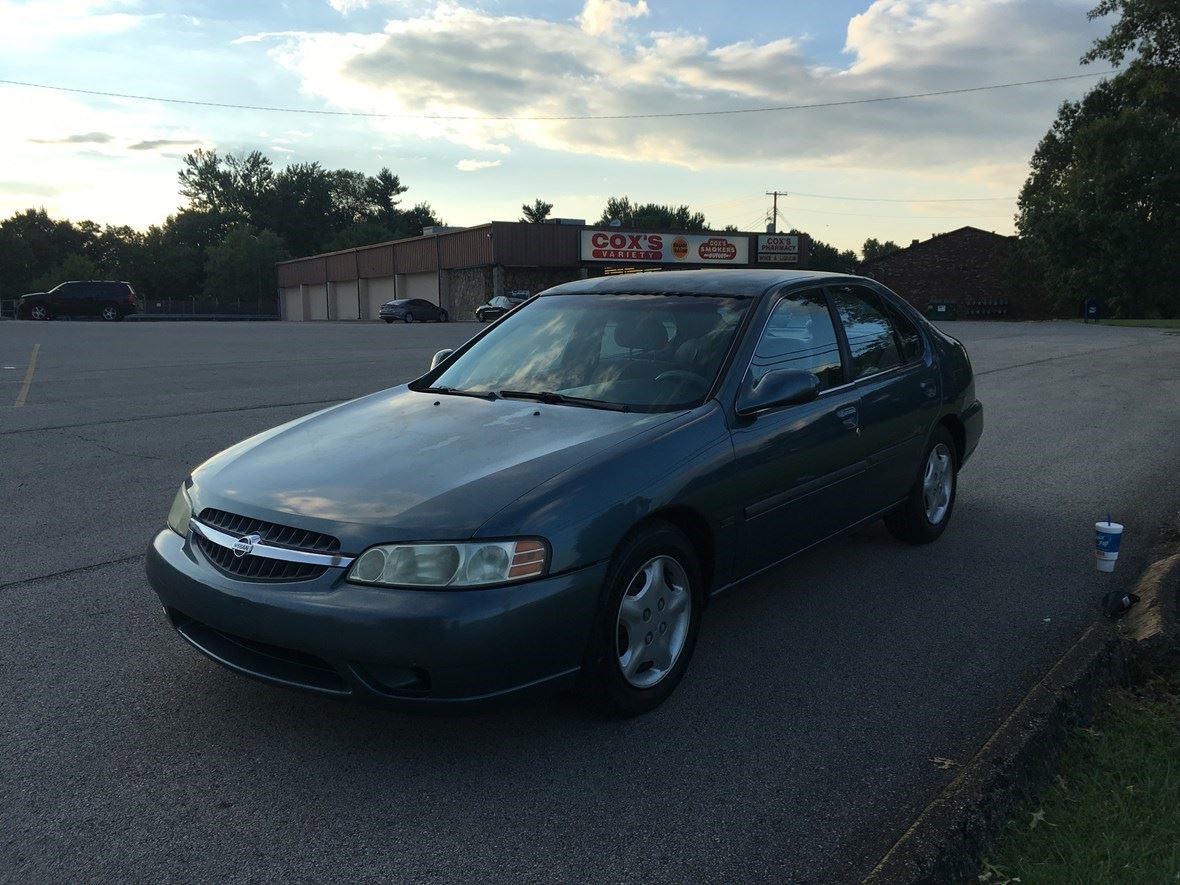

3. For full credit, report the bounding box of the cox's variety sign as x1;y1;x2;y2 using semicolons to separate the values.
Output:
756;234;800;264
581;230;749;264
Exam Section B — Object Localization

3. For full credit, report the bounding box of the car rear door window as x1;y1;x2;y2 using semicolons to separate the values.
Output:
749;289;844;391
829;286;903;379
886;302;923;363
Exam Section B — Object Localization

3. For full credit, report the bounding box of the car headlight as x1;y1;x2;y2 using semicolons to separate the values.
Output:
347;539;548;589
166;484;192;537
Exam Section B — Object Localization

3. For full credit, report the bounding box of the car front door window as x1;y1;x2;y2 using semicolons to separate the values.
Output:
749;289;844;391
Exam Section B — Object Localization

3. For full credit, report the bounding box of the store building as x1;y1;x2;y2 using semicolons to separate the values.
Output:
275;222;813;322
858;226;1020;318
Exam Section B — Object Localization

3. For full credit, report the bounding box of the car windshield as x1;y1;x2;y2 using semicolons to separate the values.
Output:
427;293;750;411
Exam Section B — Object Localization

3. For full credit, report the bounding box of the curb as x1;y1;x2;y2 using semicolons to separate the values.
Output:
863;548;1180;884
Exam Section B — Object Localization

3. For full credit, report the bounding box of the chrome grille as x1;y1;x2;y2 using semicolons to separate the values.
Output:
195;508;341;582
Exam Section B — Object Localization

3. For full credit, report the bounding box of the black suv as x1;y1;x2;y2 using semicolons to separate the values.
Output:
19;280;138;321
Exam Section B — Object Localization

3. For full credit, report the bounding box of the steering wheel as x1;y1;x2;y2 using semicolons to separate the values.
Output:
654;369;709;396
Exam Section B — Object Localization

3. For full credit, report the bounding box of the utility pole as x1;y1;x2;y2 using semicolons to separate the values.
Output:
765;191;788;233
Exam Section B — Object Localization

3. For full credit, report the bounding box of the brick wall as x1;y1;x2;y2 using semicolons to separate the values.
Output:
498;266;587;298
858;227;1023;317
442;266;493;320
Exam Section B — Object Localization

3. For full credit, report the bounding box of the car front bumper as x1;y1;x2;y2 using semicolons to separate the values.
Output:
146;528;607;709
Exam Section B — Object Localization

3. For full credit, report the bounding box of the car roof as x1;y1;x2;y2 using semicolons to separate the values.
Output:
542;269;866;299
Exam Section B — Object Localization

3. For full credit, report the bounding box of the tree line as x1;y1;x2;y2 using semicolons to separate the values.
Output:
1013;0;1178;318
0;152;444;304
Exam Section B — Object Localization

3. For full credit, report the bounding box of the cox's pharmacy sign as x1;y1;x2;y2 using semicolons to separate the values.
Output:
757;234;800;263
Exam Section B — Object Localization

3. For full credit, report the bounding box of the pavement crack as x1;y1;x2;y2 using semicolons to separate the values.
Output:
63;431;175;462
0;553;145;591
975;342;1149;377
1;397;343;436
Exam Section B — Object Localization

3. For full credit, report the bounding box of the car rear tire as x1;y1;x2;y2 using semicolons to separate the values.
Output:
579;521;703;717
29;303;51;321
885;426;957;544
439;311;448;323
100;303;121;322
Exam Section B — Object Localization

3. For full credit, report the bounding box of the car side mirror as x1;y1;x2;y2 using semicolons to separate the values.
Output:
736;369;820;416
430;349;454;370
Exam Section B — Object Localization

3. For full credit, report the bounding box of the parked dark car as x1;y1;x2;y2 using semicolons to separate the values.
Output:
475;295;526;322
379;298;448;323
19;280;137;321
147;270;982;716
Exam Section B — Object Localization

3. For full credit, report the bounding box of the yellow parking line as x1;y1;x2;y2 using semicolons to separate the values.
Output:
14;343;39;407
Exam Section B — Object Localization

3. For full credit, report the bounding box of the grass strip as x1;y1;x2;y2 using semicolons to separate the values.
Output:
981;666;1180;883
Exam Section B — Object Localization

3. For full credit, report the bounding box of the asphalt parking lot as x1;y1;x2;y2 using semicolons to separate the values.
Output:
3;318;1179;883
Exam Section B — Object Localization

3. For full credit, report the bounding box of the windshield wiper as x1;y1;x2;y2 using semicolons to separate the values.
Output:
497;389;630;412
421;385;498;400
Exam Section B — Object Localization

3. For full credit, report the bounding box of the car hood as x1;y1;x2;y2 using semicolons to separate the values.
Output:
191;386;677;549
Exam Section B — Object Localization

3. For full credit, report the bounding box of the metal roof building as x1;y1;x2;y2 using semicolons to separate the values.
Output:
275;221;813;322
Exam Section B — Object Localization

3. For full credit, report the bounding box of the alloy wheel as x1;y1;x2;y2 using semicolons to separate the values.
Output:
923;443;953;525
31;305;48;320
101;305;119;321
615;554;692;689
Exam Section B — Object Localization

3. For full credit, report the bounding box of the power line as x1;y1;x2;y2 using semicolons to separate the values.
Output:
783;190;1014;203
0;71;1112;122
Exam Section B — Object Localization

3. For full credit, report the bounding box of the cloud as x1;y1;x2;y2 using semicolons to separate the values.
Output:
127;138;203;151
226;0;1106;181
577;0;649;38
0;180;60;196
29;131;114;145
455;158;501;172
0;0;151;47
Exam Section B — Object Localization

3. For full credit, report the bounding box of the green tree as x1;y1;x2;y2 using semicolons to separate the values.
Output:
520;198;553;223
391;201;443;238
327;221;396;251
1083;0;1180;67
203;226;287;304
804;232;858;272
1015;0;1180;317
862;238;901;262
0;208;91;296
366;168;408;228
32;252;101;291
596;197;709;230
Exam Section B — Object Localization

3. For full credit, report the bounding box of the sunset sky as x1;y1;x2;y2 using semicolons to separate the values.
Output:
0;0;1111;251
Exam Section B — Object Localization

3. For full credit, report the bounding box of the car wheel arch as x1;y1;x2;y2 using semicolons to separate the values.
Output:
936;413;966;470
616;507;716;602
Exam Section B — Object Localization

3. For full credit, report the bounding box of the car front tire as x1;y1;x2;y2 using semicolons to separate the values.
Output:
383;318;395;324
403;314;414;323
885;426;958;544
579;521;703;717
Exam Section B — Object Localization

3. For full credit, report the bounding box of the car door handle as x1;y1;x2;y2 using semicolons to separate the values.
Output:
836;405;858;429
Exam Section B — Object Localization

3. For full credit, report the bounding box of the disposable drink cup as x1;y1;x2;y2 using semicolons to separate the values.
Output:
1095;521;1123;573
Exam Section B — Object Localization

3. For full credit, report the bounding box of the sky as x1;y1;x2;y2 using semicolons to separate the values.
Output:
0;0;1113;251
